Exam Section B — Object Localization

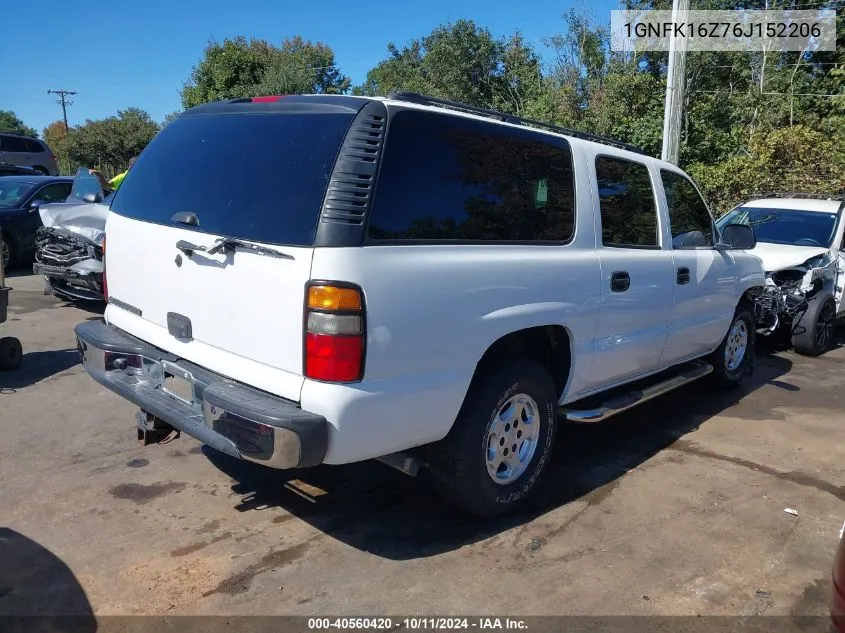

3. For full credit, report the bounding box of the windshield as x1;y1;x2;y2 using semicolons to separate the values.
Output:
69;167;106;201
0;180;34;208
717;206;840;247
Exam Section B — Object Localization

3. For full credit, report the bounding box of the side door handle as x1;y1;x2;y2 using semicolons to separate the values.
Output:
610;271;630;293
677;267;691;285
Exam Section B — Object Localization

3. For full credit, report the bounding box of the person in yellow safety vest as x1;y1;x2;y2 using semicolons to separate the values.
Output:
89;155;138;192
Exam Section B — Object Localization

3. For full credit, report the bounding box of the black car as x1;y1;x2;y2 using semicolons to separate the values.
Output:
0;163;40;177
0;175;73;268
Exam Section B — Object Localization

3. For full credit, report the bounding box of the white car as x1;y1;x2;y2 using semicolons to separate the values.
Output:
716;195;844;356
74;92;765;516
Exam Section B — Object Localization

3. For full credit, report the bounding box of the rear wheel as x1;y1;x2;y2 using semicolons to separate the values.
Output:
32;166;49;175
427;360;558;517
0;337;22;371
709;301;755;388
792;291;836;356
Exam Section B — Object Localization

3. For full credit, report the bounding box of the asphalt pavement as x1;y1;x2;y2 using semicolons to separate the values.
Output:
1;271;843;621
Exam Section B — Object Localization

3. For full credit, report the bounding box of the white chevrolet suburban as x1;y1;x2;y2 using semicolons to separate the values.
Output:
75;93;766;516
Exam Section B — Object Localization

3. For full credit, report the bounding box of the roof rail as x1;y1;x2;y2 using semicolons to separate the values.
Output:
751;191;844;201
386;92;648;155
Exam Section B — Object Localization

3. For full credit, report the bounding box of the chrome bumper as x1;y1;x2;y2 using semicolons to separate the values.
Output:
74;320;328;469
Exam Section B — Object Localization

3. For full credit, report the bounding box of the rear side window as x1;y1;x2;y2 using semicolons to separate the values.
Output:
112;112;354;246
24;139;44;153
596;156;659;248
36;182;71;202
661;170;715;248
369;110;575;242
2;136;28;153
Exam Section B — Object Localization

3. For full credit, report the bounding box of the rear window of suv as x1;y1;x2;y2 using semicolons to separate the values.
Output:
111;112;354;246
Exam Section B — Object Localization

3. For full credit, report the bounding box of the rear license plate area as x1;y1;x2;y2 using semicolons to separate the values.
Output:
161;363;194;404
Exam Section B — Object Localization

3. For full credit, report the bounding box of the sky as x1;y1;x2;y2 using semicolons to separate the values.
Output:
2;0;617;136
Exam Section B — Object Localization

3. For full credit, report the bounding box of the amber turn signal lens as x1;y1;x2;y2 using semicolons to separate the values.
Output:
307;285;362;311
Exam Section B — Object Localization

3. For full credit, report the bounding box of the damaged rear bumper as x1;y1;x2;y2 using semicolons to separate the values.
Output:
74;320;328;469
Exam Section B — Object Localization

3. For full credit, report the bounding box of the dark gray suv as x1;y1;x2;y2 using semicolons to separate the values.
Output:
0;134;59;176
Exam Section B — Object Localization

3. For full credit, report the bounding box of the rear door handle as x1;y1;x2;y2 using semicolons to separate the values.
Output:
610;271;630;293
677;267;691;285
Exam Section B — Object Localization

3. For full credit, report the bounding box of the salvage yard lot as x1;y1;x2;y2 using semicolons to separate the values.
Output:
1;271;843;617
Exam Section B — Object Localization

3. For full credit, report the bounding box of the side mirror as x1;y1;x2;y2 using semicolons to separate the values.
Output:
82;192;102;204
29;199;46;212
719;223;756;250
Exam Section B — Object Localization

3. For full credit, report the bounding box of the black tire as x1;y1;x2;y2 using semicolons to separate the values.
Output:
1;233;14;270
791;291;836;356
427;360;558;517
709;301;755;388
0;337;22;371
32;166;49;175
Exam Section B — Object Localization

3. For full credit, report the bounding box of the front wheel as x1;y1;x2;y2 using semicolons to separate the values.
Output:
792;291;836;356
427;360;558;517
709;302;755;388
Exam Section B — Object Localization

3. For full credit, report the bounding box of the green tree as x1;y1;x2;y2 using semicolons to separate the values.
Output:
65;108;159;177
688;126;845;215
256;36;350;96
181;36;349;109
355;20;544;116
0;111;37;137
42;120;72;175
162;111;181;127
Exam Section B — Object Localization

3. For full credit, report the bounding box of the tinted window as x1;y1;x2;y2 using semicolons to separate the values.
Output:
596;156;658;248
717;206;840;247
24;139;45;153
36;182;71;203
0;180;34;208
369;111;575;242
2;136;28;153
661;170;714;248
112;112;354;246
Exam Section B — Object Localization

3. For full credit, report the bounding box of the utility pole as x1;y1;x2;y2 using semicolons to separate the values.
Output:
660;0;689;164
47;89;77;133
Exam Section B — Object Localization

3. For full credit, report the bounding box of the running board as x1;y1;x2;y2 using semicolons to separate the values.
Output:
560;361;714;423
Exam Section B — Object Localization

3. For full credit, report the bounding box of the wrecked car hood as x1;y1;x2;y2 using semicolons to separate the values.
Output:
748;242;829;273
39;200;108;245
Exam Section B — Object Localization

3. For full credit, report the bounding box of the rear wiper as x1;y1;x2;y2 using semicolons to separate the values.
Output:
175;236;294;260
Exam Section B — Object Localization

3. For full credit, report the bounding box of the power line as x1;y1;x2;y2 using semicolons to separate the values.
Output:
47;89;77;133
690;89;844;96
707;62;842;67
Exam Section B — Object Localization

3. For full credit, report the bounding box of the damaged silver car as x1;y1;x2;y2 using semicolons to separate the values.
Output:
716;194;844;356
33;169;111;302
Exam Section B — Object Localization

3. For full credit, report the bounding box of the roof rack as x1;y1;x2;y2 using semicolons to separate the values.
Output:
386;92;647;155
751;191;844;201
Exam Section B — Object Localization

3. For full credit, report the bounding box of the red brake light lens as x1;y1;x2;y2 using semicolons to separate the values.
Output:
252;95;285;103
305;333;363;382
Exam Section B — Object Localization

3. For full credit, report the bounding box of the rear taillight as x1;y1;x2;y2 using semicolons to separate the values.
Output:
101;235;108;302
304;283;364;382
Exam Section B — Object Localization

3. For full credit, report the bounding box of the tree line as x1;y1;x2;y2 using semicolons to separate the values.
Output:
1;0;842;212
